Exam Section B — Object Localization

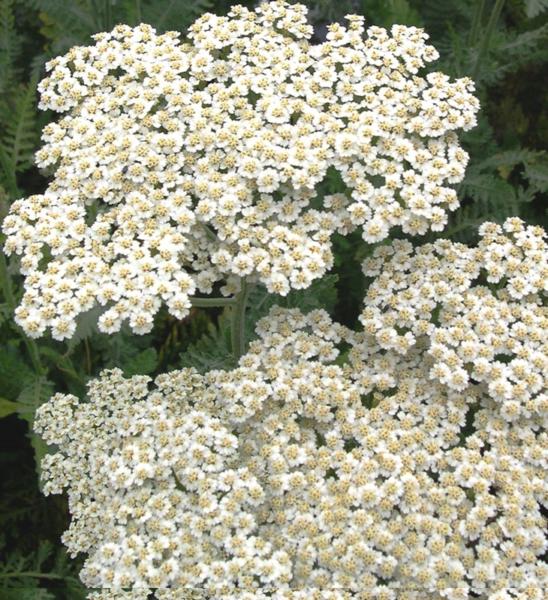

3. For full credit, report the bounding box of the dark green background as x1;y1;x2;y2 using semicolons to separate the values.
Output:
0;1;546;597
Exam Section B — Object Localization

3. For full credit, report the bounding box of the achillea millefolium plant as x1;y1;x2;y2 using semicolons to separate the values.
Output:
1;1;546;599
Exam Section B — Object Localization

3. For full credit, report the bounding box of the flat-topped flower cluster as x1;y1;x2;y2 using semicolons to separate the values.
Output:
35;219;547;598
2;0;478;340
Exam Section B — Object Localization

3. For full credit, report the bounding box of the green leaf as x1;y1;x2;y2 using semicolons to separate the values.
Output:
476;149;545;171
93;325;155;373
0;397;19;418
245;276;338;342
382;0;423;26
484;23;548;84
0;347;34;400
0;77;39;182
0;137;20;197
0;0;23;93
180;276;340;373
16;377;55;484
1;589;55;600
460;173;516;205
16;377;55;423
499;22;548;53
32;0;97;49
410;0;471;56
142;0;213;32
0;538;84;599
122;347;158;376
524;161;548;191
525;0;548;18
246;274;339;332
180;309;235;373
66;305;104;352
443;161;533;243
39;346;86;396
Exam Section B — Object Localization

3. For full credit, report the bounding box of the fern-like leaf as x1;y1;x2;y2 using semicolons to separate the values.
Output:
410;0;473;56
460;173;516;205
0;539;84;599
0;0;22;93
0;346;35;401
447;173;522;242
525;0;548;18
122;347;158;376
0;78;39;184
180;309;235;373
16;376;55;483
475;148;545;170
500;21;548;52
524;160;548;191
481;22;548;85
32;0;97;48
142;0;214;32
474;149;548;192
245;275;339;342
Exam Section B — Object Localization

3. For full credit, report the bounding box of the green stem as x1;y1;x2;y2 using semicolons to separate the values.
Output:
0;251;44;374
469;0;486;46
104;0;112;30
0;571;75;581
472;0;506;81
230;279;250;360
135;0;142;23
190;296;237;308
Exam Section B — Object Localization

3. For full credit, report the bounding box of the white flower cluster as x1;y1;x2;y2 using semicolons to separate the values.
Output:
2;0;478;340
90;590;356;600
36;262;547;598
35;368;292;592
360;217;547;417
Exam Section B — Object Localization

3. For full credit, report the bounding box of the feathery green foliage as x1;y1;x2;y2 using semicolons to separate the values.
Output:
525;0;548;18
0;79;39;192
0;0;22;92
0;539;85;599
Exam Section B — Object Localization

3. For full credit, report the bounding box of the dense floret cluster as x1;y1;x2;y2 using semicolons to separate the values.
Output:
360;217;547;415
89;590;362;600
36;267;547;598
2;0;478;340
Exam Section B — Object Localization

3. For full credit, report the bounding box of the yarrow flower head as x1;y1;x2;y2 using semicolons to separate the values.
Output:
35;367;291;592
2;0;478;340
36;299;547;597
359;217;547;416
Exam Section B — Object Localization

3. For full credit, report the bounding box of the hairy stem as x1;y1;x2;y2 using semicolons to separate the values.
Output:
230;279;250;360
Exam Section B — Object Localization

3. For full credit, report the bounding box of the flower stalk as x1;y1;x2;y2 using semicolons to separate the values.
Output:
472;0;506;81
230;278;250;359
190;296;237;308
